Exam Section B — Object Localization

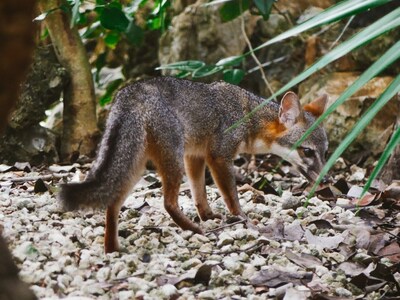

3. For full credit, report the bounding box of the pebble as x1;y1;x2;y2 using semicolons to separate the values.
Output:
160;284;178;297
217;232;234;247
118;291;134;300
198;290;215;299
96;267;111;282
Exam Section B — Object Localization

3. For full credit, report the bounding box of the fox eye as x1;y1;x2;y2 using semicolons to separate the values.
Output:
301;147;315;157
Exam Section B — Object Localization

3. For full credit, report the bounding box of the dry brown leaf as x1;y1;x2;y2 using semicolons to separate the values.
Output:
285;250;322;269
351;193;375;207
193;264;212;286
304;230;344;249
349;227;371;250
383;181;400;200
315;187;336;201
337;262;365;277
309;219;333;230
260;219;285;239
377;241;400;263
250;267;312;288
156;264;213;289
252;177;279;195
284;221;305;241
368;233;389;255
238;183;263;195
333;178;350;194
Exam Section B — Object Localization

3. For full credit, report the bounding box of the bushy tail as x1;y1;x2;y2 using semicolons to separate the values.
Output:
58;107;146;211
58;180;105;210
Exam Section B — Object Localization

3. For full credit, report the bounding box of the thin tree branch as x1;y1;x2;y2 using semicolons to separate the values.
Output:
329;15;354;50
239;3;276;99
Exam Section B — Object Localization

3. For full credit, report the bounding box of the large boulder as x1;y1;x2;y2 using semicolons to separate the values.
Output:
159;0;259;71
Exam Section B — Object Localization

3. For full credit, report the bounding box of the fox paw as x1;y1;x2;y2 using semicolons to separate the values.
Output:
200;211;223;221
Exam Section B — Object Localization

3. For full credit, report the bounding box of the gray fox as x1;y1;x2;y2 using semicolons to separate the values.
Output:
59;77;328;253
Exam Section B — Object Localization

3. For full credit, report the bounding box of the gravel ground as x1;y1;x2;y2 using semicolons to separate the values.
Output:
1;162;399;299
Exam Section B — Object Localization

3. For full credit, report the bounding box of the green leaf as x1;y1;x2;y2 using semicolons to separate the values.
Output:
152;0;169;15
223;69;245;84
157;60;205;72
70;0;81;28
147;17;162;30
220;0;249;22
81;21;102;39
147;0;170;31
253;0;392;52
125;20;144;45
203;0;235;6
308;73;400;198
192;65;224;78
100;6;130;32
176;71;191;78
361;126;400;199
104;32;120;49
125;0;149;14
216;55;244;67
33;7;60;22
253;0;274;20
34;12;50;21
100;79;124;106
95;52;107;83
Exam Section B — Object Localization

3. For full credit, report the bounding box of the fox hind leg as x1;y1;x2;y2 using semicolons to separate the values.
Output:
104;159;147;253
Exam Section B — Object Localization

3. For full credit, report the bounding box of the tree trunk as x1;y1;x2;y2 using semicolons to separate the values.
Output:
380;94;400;184
0;0;37;133
38;0;99;161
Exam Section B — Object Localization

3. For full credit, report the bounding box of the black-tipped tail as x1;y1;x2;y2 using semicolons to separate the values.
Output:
58;180;106;211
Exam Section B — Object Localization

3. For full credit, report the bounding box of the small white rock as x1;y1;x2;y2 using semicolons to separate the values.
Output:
198;289;215;299
70;275;84;287
118;290;134;300
160;284;178;297
96;267;111;282
217;232;234;247
335;287;353;297
181;258;202;270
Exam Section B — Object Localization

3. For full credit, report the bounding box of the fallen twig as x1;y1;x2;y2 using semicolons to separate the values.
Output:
2;173;71;182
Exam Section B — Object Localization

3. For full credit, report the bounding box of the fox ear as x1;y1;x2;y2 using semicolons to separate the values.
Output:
303;94;328;118
279;91;302;128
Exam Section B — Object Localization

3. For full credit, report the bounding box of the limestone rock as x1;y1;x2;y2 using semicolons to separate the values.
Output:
159;0;259;72
275;0;334;20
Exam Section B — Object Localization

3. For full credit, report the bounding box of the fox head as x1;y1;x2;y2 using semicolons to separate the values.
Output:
270;92;328;182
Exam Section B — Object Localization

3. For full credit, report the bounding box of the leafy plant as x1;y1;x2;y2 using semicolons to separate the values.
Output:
157;0;277;84
37;0;170;105
159;0;400;196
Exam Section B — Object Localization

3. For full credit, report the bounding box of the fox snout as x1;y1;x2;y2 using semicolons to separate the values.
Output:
296;146;327;183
